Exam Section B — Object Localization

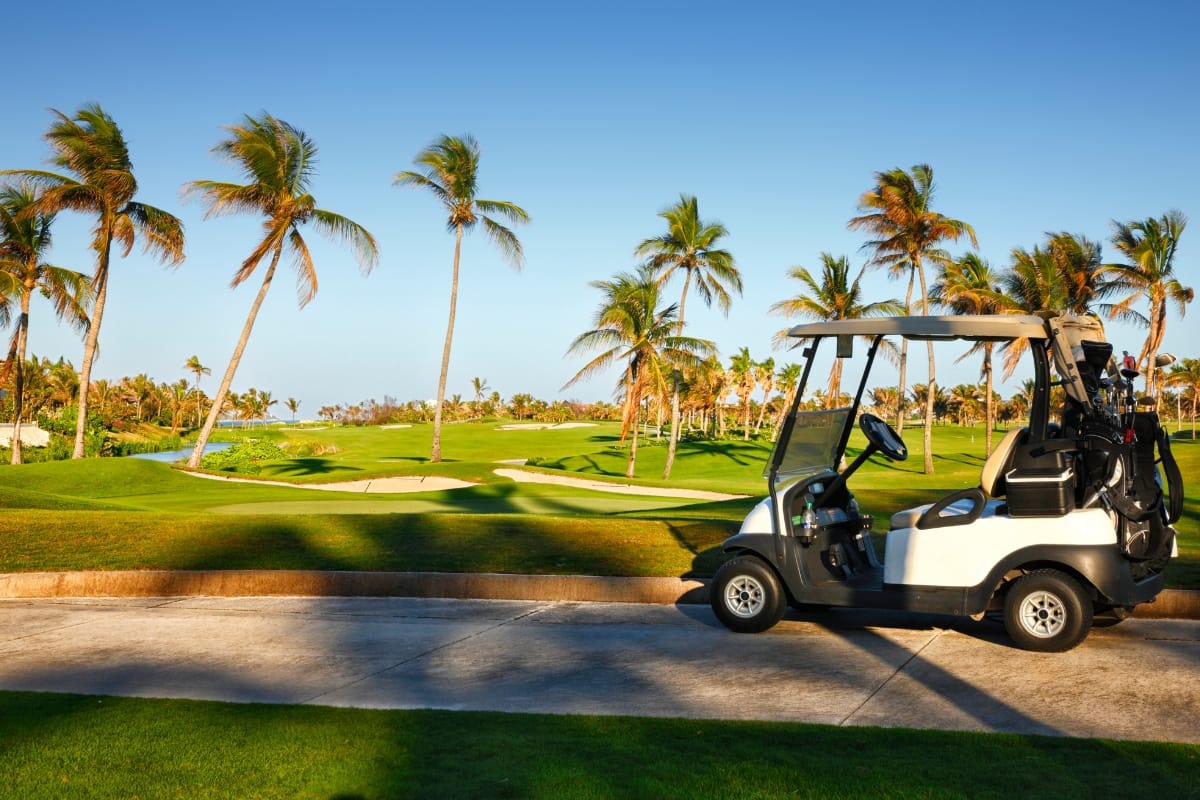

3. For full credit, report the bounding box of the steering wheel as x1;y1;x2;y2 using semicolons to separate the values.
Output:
859;413;908;461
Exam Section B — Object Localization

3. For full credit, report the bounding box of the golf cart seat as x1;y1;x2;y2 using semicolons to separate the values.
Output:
889;427;1028;531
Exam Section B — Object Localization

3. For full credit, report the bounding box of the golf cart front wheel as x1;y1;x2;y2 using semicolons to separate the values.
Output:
1003;569;1093;652
711;556;787;633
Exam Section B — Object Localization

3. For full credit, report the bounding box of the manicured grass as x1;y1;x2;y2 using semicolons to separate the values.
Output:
0;510;735;577
1;691;1196;799
0;422;1196;587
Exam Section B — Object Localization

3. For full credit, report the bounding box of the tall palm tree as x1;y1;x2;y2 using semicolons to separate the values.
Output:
2;104;186;458
0;183;90;463
635;194;741;478
1101;210;1193;398
848;164;976;473
932;252;1004;454
183;355;210;428
394;134;528;463
286;397;300;424
769;253;902;408
183;113;379;468
563;269;713;477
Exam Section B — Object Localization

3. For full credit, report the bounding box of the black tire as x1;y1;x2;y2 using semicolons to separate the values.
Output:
1003;569;1093;652
710;556;787;633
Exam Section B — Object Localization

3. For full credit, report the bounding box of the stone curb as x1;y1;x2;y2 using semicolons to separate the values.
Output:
0;571;708;606
0;570;1196;618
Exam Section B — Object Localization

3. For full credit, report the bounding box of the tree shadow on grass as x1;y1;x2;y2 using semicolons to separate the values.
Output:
259;458;363;478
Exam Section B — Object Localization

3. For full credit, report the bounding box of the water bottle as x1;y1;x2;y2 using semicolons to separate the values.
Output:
802;502;818;535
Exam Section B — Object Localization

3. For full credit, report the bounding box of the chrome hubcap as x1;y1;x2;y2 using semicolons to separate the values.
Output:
1018;590;1067;638
724;575;766;618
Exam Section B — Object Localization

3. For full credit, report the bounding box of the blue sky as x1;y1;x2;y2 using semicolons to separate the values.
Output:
3;0;1197;416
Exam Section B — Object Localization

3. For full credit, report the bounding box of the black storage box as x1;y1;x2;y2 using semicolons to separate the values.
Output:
1005;467;1075;517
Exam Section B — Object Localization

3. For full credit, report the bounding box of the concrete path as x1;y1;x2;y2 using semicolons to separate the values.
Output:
1;597;1197;743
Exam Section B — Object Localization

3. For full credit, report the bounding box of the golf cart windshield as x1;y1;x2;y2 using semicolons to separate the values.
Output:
765;407;851;479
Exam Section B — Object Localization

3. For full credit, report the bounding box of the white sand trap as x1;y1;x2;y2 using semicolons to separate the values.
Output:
493;468;746;501
494;422;598;431
182;471;475;493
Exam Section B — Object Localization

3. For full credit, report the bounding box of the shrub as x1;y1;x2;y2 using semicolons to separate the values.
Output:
199;440;289;474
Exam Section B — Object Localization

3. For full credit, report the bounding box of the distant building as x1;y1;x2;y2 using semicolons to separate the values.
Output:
0;423;50;448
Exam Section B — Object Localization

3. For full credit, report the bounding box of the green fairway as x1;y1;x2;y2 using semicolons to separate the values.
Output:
0;421;1195;587
1;691;1196;800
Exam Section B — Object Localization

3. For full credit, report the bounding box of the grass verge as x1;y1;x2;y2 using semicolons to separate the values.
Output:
1;692;1196;800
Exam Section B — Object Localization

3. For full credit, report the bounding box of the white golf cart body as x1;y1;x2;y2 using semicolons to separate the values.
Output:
712;314;1180;652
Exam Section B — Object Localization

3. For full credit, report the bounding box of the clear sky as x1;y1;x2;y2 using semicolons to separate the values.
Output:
3;0;1197;417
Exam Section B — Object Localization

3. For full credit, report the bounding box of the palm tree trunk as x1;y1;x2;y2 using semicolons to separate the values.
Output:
661;276;692;481
186;248;281;468
915;257;936;475
895;270;915;436
73;242;112;459
984;343;994;456
431;224;464;464
10;286;32;464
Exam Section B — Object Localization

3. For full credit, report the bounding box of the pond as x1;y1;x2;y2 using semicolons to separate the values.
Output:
128;442;235;463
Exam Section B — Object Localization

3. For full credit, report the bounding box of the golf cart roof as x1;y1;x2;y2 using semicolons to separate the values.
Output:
786;314;1050;342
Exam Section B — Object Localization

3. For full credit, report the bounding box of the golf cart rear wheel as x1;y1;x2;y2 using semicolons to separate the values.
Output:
711;556;786;633
1003;569;1093;652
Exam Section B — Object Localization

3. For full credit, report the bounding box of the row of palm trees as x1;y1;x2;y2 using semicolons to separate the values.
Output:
564;165;1193;477
2;105;527;467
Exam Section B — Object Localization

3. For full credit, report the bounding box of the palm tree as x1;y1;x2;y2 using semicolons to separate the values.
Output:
727;347;757;440
1164;358;1200;437
0;182;89;463
769;253;902;408
183;355;211;428
848;164;976;473
564;269;713;477
2;104;185;458
286;397;300;424
772;362;803;440
1046;232;1106;316
1102;210;1193;398
183;113;379;468
394;134;528;463
870;386;899;419
635;194;741;478
753;357;776;433
932;252;1004;453
470;377;490;417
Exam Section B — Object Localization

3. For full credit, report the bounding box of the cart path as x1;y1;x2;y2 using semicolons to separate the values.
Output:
1;597;1196;743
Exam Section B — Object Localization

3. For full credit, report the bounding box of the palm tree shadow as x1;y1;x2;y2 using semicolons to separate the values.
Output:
260;458;362;477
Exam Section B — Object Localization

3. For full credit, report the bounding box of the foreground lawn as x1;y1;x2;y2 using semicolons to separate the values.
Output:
1;692;1195;800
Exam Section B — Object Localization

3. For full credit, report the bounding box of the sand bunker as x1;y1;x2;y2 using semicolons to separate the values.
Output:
493;422;598;431
183;471;475;493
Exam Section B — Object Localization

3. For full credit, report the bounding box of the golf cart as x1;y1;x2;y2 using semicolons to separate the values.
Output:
711;314;1183;652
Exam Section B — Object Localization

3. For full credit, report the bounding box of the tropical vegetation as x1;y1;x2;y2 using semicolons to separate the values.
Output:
1;103;185;459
